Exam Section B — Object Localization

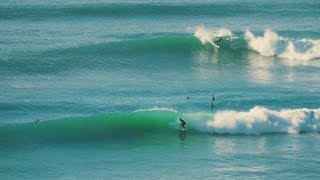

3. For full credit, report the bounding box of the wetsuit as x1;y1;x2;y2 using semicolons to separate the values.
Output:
179;118;186;129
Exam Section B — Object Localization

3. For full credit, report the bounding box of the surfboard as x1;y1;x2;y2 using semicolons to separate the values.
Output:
212;42;220;48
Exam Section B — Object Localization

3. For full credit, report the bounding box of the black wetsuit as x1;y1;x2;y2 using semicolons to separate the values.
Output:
215;37;223;44
179;118;186;129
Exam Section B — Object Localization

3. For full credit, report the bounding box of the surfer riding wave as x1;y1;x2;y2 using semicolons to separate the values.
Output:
179;118;186;130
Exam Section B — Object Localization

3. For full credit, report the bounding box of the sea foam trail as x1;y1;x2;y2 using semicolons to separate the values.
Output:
186;106;320;134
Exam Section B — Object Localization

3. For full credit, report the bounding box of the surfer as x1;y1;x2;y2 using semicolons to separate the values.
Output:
215;37;223;44
212;95;215;102
179;118;186;130
187;95;190;100
34;119;40;123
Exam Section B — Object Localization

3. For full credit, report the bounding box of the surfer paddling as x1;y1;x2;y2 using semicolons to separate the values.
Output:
179;118;186;130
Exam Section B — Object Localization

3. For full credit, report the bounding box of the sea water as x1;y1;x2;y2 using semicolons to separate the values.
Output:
0;0;320;179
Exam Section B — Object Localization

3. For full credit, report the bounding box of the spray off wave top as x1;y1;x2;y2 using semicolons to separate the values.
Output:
185;106;320;135
195;26;320;60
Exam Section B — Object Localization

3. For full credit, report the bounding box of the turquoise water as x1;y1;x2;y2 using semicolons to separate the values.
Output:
1;0;320;179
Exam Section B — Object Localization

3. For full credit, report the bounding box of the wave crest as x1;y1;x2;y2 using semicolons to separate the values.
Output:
279;40;320;60
245;29;320;60
189;106;320;134
245;29;278;56
194;26;320;61
0;110;179;146
194;26;233;45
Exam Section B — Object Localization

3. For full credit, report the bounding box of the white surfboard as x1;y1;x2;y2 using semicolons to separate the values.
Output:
211;42;220;49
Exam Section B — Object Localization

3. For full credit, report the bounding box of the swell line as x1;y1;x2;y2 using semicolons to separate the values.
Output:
1;2;318;20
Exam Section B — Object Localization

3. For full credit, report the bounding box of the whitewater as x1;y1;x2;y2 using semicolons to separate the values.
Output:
1;0;320;179
194;26;320;60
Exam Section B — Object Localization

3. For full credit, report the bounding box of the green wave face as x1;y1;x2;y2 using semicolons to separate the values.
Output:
0;110;181;146
0;35;249;75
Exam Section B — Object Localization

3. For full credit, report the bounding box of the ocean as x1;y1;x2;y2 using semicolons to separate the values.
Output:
1;0;320;179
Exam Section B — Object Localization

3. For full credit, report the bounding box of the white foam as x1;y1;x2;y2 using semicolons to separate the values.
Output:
194;26;233;45
186;106;320;134
245;29;279;56
194;26;320;62
279;40;320;60
245;29;320;60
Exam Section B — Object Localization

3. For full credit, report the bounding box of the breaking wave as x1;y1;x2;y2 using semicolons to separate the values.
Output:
1;106;320;147
245;29;320;60
2;27;319;75
194;26;233;45
185;106;320;135
195;26;320;60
